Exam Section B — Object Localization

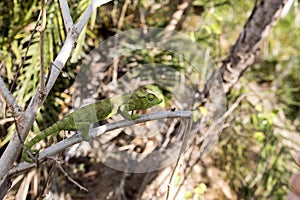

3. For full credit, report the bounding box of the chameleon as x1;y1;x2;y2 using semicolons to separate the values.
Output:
22;88;162;162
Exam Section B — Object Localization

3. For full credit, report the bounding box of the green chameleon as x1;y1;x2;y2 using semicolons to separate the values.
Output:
22;88;162;162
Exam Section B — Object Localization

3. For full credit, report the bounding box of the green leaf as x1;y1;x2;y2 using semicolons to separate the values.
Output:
194;182;207;195
253;131;265;143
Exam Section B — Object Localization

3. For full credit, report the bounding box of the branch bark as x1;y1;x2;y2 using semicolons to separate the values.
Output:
165;0;193;31
0;0;113;193
0;78;21;117
219;0;288;93
59;0;73;31
0;0;290;197
4;111;192;179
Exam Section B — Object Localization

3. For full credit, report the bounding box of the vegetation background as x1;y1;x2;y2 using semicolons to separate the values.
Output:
0;0;299;199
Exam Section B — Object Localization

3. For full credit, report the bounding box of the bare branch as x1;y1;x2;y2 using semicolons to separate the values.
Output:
166;118;192;200
0;77;21;116
117;0;130;29
0;175;11;200
56;162;88;192
9;11;42;93
75;0;113;34
14;117;38;164
219;0;288;93
59;0;73;32
92;0;113;9
38;0;47;98
37;0;47;32
5;111;192;178
165;0;192;31
0;0;113;186
36;110;192;164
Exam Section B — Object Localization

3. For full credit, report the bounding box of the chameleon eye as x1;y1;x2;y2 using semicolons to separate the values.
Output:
148;94;155;101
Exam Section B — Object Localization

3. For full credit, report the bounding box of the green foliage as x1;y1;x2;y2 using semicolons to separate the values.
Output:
247;57;300;121
0;0;94;147
1;0;299;198
0;0;65;106
218;93;293;199
263;3;300;120
214;1;300;199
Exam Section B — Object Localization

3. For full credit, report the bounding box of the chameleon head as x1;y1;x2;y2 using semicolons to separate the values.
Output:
128;88;162;110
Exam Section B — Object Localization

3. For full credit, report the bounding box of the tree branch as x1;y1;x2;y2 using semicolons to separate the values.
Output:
0;77;21;116
0;0;113;188
219;0;288;93
59;0;73;32
165;0;192;31
2;111;192;180
38;0;47;97
74;0;113;34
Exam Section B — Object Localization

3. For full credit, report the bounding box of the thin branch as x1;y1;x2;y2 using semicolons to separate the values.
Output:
0;77;21;116
171;93;248;199
43;0;113;97
75;0;113;34
38;110;193;163
5;111;192;178
91;110;192;137
222;93;247;119
59;0;73;32
166;118;192;200
38;0;47;98
9;11;42;93
0;0;113;185
0;175;11;200
36;161;56;199
117;0;130;29
92;0;113;9
37;0;47;32
14;117;38;164
165;0;192;31
56;161;88;192
0;117;14;125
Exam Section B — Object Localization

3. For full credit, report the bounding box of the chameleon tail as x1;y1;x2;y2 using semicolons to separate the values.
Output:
22;121;64;162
